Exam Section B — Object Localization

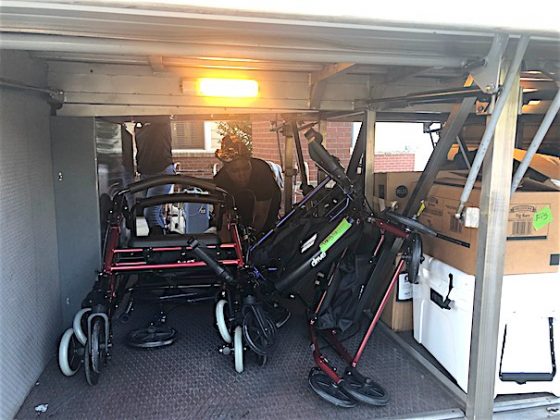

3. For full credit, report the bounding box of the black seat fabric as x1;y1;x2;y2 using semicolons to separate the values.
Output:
128;232;221;248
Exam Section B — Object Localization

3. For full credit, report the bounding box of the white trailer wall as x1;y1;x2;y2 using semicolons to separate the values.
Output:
0;50;61;419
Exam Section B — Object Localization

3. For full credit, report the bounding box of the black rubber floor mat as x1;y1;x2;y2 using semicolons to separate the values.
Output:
16;302;459;419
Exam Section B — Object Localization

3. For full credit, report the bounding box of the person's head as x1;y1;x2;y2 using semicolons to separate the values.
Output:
224;157;252;188
215;135;252;187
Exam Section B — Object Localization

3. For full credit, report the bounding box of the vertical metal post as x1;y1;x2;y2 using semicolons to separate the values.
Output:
283;126;295;212
357;95;475;318
347;122;365;178
466;67;520;420
317;120;329;183
364;110;376;209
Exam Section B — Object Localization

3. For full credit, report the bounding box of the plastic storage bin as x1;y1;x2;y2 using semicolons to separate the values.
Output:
182;187;210;234
413;255;559;396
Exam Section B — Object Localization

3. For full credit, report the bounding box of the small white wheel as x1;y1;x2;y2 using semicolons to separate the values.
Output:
73;308;91;346
234;326;244;373
215;300;232;344
58;328;81;376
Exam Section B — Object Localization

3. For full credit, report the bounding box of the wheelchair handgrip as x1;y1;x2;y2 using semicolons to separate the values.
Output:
133;193;224;210
308;141;352;192
188;238;235;284
120;175;227;196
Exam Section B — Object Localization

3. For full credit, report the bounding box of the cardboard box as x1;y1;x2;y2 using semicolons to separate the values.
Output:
374;172;422;213
381;272;413;331
419;178;560;275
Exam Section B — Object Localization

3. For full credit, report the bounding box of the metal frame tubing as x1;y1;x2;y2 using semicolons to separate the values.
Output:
364;110;376;209
346;121;365;179
283;127;295;212
357;95;475;318
456;35;529;217
291;121;310;192
511;88;560;193
465;65;520;420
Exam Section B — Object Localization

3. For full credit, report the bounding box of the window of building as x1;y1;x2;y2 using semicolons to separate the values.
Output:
171;121;206;151
171;121;223;153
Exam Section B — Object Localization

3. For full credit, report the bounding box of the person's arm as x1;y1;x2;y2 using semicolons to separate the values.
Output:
252;199;272;233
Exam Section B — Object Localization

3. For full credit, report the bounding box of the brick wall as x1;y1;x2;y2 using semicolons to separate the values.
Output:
251;120;354;184
173;152;216;179
173;121;415;180
373;153;415;173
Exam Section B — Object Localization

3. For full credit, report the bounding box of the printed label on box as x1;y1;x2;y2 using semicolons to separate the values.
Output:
397;273;412;301
507;204;550;240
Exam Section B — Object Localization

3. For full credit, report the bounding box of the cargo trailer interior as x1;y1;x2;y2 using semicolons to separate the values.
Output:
1;2;559;419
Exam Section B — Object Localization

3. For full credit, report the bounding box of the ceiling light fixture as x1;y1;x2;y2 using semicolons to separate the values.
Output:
197;78;259;98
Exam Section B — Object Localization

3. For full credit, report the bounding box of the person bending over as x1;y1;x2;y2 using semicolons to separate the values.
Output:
214;135;281;235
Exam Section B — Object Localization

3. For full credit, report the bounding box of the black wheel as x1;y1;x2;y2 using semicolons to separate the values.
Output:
384;211;436;236
404;233;423;284
127;325;177;349
242;310;276;356
340;370;389;406
90;319;105;374
308;368;357;408
84;318;104;386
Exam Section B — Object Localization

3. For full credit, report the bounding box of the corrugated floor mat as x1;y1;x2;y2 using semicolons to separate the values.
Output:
16;300;460;419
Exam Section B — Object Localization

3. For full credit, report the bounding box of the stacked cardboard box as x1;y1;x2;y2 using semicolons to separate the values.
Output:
375;172;422;331
419;177;559;275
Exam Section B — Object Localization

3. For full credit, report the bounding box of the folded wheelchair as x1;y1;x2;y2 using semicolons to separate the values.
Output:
248;124;437;408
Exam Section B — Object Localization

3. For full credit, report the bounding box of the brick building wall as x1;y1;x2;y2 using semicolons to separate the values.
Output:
373;153;415;173
172;120;415;181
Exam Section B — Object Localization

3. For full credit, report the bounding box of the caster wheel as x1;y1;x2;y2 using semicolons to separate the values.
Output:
58;328;83;376
234;326;244;373
215;299;232;344
73;308;91;346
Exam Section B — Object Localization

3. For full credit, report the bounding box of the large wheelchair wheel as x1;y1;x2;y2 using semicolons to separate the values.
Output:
215;299;232;344
340;371;389;406
308;368;356;408
58;328;82;377
242;310;276;356
234;326;244;373
404;233;423;284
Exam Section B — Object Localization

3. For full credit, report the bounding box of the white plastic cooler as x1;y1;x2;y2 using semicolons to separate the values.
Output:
413;255;559;396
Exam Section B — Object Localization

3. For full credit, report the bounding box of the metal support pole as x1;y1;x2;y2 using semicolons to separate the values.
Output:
364;110;376;209
358;95;475;318
511;88;560;193
317;120;329;183
456;136;472;169
456;35;529;217
346;122;365;178
465;67;520;420
403;96;477;216
283;127;295;213
291;121;311;194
